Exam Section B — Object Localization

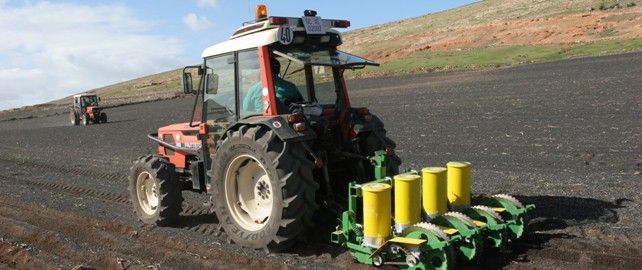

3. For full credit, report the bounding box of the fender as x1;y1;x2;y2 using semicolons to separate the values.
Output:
221;115;316;143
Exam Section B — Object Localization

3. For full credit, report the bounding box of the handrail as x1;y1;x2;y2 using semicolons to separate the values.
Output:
147;133;199;155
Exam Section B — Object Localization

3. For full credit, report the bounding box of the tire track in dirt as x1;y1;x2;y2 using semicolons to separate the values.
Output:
0;151;222;235
24;178;130;204
0;173;222;238
0;196;297;270
0;155;125;183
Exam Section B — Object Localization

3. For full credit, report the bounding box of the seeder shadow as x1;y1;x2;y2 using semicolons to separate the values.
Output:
515;195;629;231
473;195;631;268
286;209;349;258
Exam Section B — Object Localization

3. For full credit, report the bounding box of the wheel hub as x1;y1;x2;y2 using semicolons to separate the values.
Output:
255;177;272;201
225;155;274;231
136;171;159;215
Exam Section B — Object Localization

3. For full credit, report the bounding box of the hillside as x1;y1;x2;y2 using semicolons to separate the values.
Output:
341;0;642;76
6;0;641;113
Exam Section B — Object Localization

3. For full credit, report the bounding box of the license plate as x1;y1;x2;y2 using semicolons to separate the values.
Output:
302;16;325;35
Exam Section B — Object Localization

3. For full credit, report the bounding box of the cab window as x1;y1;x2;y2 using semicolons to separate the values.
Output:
204;53;236;122
311;65;336;104
238;49;261;118
278;56;310;102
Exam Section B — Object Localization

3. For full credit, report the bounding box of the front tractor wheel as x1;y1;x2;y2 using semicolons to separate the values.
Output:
128;155;183;226
100;112;107;123
212;126;318;251
69;110;79;126
80;114;89;126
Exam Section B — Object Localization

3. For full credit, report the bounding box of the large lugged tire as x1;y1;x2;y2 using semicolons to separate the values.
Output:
211;125;318;251
128;155;183;226
80;114;89;126
69;110;79;126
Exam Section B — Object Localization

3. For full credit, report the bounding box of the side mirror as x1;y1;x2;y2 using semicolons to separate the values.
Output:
98;97;101;102
206;74;219;94
182;72;194;94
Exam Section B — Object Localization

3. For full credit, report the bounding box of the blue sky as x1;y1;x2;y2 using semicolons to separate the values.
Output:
0;0;476;110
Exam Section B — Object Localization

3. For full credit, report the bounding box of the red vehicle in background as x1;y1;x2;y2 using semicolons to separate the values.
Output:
70;93;107;126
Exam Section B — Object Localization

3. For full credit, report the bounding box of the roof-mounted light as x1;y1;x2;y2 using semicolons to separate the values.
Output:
304;10;317;17
255;4;268;21
332;20;351;28
269;16;288;25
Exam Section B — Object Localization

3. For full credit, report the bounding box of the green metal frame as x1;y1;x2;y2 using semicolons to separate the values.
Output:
331;152;536;269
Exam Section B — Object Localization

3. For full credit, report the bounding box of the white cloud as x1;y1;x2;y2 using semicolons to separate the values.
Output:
197;0;217;8
0;1;184;110
183;13;213;32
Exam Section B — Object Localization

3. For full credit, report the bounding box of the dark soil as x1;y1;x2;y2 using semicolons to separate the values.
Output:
0;52;640;269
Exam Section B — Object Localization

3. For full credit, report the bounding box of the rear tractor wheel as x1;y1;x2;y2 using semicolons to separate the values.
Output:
211;126;318;251
128;155;183;226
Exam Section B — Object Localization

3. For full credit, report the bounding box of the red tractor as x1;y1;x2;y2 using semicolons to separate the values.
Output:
69;93;107;125
128;6;399;251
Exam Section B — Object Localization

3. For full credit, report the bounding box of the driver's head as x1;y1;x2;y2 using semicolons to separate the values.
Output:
270;58;281;75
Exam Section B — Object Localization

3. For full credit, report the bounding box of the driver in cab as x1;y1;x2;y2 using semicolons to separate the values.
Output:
242;58;303;114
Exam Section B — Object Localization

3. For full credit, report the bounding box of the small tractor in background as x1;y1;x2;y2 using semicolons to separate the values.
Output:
128;5;534;269
69;93;107;126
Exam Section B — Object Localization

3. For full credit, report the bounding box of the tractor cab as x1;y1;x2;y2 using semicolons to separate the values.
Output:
73;94;99;108
181;6;378;128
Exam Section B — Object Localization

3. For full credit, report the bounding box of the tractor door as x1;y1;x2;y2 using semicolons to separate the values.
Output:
200;48;262;134
203;48;261;123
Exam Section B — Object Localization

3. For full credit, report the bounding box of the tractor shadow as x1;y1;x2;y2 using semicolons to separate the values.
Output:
287;210;349;259
169;203;219;231
98;119;136;125
473;195;631;268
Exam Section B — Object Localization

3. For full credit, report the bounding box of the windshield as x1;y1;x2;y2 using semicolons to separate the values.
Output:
80;96;98;106
274;56;337;106
270;45;371;107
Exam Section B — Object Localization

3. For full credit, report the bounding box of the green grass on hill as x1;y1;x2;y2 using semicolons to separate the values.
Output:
346;39;642;78
98;77;181;98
